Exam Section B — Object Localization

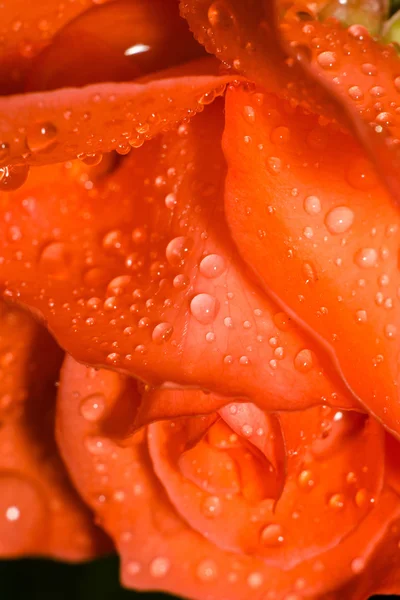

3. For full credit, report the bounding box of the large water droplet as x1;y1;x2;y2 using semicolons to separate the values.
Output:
199;254;226;278
166;236;194;267
190;293;219;324
0;165;29;191
79;393;106;422
26;122;58;152
304;195;321;215
354;248;378;268
294;349;314;373
152;322;174;344
325;206;354;234
317;51;338;69
38;241;71;277
260;523;285;546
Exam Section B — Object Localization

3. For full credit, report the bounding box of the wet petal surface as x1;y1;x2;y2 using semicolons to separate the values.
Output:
224;85;400;436
57;355;400;599
0;103;356;412
0;300;110;559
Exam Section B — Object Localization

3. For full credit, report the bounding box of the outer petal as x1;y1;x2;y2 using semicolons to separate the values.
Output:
56;355;400;600
181;0;400;205
0;300;110;560
0;0;114;94
0;57;234;169
0;103;356;412
25;0;205;92
223;85;400;435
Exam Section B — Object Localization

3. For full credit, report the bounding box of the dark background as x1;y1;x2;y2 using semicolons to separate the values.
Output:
0;556;397;600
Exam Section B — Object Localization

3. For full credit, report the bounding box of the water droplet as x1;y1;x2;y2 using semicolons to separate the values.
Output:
325;206;354;234
199;254;226;278
348;86;364;101
0;475;45;554
165;192;177;209
385;324;397;340
241;424;253;437
354;488;369;508
27;122;57;152
351;557;365;574
354;248;378;268
243;105;256;123
271;126;290;146
298;469;315;490
317;51;337;69
190;294;219;324
202;496;222;518
328;493;345;510
78;152;103;166
355;310;368;323
346;159;378;190
125;561;142;576
149;557;170;578
302;262;317;283
80;393;106;422
260;523;285;546
173;274;189;289
107;275;132;296
208;1;235;29
38;241;71;277
85;436;113;455
361;63;377;76
267;157;281;175
0;165;29;191
304;195;321;215
166;236;194;267
0;142;10;161
196;559;218;581
152;322;174;344
294;349;314;373
247;572;264;589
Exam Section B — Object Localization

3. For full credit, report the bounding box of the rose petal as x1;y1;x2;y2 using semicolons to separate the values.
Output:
0;57;235;168
0;0;115;94
26;0;206;92
224;84;400;435
181;0;400;205
0;300;110;559
0;102;356;412
56;355;400;599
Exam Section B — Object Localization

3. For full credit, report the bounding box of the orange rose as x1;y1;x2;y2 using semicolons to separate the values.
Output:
2;0;400;598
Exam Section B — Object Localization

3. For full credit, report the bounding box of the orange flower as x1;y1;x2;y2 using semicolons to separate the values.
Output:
2;0;400;598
